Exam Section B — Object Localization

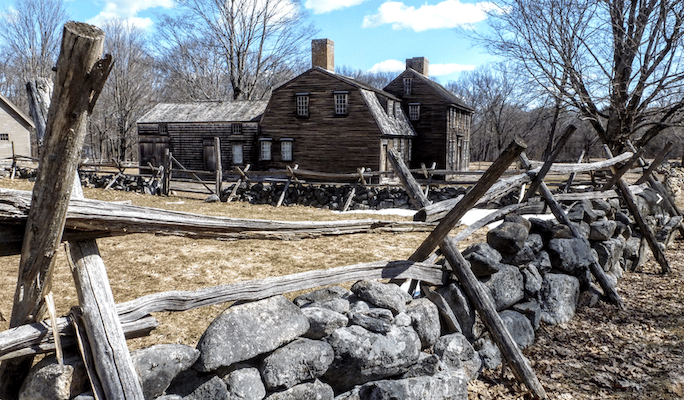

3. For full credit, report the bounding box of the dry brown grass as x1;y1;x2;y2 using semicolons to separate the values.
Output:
2;172;683;399
0;177;482;349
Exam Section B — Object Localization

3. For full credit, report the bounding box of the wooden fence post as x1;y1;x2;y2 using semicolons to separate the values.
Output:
387;145;547;400
0;21;114;399
603;145;671;273
518;153;624;307
163;149;171;195
522;124;575;202
214;137;222;196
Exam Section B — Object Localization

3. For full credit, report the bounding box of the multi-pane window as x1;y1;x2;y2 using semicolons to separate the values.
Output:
403;78;412;95
259;139;272;161
232;144;243;164
296;94;309;116
387;100;394;116
334;92;348;115
0;133;8;141
281;139;293;161
409;104;420;121
231;123;242;135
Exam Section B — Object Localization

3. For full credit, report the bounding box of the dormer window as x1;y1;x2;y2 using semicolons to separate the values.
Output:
296;93;309;117
334;91;348;115
231;123;242;135
403;78;412;95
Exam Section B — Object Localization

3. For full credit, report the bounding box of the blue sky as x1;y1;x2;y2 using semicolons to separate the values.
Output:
1;0;496;84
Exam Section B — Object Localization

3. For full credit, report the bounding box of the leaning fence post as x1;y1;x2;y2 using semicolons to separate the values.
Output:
603;145;670;273
388;143;547;400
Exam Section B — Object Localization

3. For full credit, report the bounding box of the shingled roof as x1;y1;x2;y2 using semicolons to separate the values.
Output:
137;101;268;124
386;69;474;112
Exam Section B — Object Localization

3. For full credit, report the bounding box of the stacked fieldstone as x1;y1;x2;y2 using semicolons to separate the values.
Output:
18;188;679;399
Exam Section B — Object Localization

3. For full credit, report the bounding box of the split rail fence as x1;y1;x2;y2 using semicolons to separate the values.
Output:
0;21;681;400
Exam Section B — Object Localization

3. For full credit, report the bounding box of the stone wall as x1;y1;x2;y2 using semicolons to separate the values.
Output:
19;185;680;400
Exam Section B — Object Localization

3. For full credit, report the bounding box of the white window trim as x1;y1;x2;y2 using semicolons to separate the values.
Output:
334;92;348;115
409;103;420;121
280;138;293;161
296;93;309;117
232;143;243;164
403;78;412;95
259;139;272;161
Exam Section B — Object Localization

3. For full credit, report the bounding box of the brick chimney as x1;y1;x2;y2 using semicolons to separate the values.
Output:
312;39;334;72
406;57;429;76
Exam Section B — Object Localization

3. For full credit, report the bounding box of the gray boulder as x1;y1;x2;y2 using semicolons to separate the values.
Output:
131;344;200;400
302;307;349;340
401;354;444;378
547;238;595;275
222;366;266;400
437;283;480;340
195;295;310;372
593;238;624;272
350;280;411;315
294;286;352;307
480;264;525;311
166;368;211;397
462;242;502;277
589;220;617;241
433;333;482;381
405;298;441;348
350;308;394;333
532;251;552;275
498;310;535;349
302;298;350;315
474;334;502;369
521;263;543;296
183;376;229;400
512;300;542;330
261;338;334;390
503;234;543;266
264;380;334;400
487;221;529;254
540;273;580;325
357;370;469;400
19;354;89;400
324;325;421;392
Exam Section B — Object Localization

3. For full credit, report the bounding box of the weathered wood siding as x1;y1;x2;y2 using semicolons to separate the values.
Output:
259;69;388;173
384;70;472;171
138;122;257;171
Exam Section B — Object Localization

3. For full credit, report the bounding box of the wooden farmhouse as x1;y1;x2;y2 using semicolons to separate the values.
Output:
0;93;34;160
137;101;267;171
258;39;416;174
384;57;474;171
136;40;474;177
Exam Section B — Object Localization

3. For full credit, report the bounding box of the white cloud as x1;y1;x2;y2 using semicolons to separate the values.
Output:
368;59;405;73
368;60;476;76
88;0;175;29
430;63;476;75
304;0;368;14
362;0;497;32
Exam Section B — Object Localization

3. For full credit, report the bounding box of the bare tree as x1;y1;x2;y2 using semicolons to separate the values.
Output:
336;65;397;90
0;0;67;103
448;66;542;160
89;19;157;161
168;0;316;101
154;14;234;101
480;0;684;151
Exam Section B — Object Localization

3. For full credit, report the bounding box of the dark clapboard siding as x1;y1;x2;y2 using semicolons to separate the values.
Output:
168;122;257;172
259;69;387;173
384;70;473;171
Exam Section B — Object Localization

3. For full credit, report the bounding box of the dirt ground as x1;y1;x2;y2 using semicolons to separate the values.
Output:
1;176;683;399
